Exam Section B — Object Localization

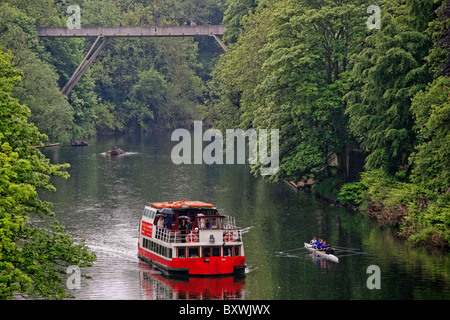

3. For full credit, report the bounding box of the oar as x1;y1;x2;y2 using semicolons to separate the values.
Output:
333;246;361;251
276;246;308;254
335;251;367;258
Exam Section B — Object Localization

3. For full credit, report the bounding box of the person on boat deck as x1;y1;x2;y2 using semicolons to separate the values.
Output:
180;219;186;232
310;236;317;244
156;215;164;239
180;219;187;242
186;218;192;231
166;215;172;229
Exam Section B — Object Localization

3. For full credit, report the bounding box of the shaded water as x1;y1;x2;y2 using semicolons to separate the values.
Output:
39;132;449;300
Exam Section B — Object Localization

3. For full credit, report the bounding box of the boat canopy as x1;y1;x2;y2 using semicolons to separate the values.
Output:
149;200;215;209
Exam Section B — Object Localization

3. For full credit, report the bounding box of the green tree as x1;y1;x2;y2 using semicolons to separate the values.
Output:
0;3;74;143
205;4;273;130
124;68;167;130
425;0;450;77
0;49;96;299
409;76;450;193
344;10;432;173
222;0;258;44
209;0;371;182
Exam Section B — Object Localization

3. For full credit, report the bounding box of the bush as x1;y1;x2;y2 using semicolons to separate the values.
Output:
341;170;449;247
337;181;366;206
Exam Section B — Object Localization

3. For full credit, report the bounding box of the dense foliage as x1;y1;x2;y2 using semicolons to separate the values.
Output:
0;49;96;299
207;0;449;247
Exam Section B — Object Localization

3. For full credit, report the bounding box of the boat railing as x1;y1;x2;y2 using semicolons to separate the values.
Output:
153;223;243;244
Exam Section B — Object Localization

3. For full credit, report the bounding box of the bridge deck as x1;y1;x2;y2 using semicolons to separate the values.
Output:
37;25;225;37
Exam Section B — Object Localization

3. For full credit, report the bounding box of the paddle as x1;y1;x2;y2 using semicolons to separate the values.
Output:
332;246;361;251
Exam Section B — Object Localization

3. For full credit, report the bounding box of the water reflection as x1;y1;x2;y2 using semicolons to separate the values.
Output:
309;255;337;269
39;132;450;300
138;262;245;300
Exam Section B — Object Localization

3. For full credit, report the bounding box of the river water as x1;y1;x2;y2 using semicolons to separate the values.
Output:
39;132;449;300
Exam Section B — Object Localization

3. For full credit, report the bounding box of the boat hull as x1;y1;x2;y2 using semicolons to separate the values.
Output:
110;149;124;155
304;242;339;263
71;142;90;147
138;245;245;276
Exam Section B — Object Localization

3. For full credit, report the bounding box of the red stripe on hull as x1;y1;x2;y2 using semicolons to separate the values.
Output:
138;246;245;275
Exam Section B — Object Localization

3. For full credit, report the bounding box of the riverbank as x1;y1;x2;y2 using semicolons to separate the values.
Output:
288;174;449;250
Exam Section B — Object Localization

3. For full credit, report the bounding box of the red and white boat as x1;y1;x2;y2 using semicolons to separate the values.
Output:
138;201;246;276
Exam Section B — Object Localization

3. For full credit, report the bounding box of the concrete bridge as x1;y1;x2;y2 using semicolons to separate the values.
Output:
37;26;227;95
37;25;225;38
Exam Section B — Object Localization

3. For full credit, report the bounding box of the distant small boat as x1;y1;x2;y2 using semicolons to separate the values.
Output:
71;140;91;147
109;147;124;155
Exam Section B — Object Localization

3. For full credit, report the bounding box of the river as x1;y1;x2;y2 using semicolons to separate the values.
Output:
39;132;449;300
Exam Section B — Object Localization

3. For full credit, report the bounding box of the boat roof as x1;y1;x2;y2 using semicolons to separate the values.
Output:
149;201;215;209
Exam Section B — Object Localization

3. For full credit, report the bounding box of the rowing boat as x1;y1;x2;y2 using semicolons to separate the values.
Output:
304;242;339;263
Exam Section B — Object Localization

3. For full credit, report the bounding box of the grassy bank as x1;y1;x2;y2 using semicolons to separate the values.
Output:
312;171;449;249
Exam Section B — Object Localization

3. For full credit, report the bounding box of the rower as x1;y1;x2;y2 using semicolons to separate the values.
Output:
310;236;317;245
316;239;324;250
319;240;328;251
325;245;334;255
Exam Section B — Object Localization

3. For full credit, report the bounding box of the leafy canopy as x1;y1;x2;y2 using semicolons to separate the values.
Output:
0;48;96;299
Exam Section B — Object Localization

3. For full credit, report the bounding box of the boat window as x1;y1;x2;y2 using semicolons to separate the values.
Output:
188;247;199;258
143;208;156;219
142;238;172;258
203;209;218;215
203;247;211;258
198;217;223;229
234;246;241;256
224;246;233;257
212;247;221;257
177;247;186;258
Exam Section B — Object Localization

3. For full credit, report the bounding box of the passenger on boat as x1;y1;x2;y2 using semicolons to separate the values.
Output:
319;241;328;251
316;239;324;250
156;215;164;239
166;215;172;229
186;218;192;231
180;219;187;242
310;236;335;254
180;219;187;231
157;216;164;228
